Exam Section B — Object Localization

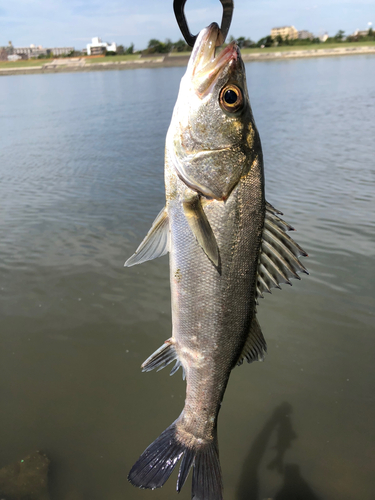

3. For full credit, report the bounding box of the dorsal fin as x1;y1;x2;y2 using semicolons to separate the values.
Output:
237;316;267;366
256;201;308;299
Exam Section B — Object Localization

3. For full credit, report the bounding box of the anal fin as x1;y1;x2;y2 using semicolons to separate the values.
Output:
142;338;184;378
125;207;169;267
237;316;267;366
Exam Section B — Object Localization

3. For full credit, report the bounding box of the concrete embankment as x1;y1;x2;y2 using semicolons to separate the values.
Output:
1;46;374;77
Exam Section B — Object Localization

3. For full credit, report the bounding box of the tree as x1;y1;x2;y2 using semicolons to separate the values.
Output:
257;35;273;48
172;39;191;52
275;34;283;46
334;30;345;41
126;43;134;54
147;39;164;53
236;36;254;48
283;35;292;46
117;45;125;55
146;39;171;54
147;39;160;51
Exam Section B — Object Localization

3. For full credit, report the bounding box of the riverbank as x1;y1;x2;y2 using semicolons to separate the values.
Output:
1;44;374;76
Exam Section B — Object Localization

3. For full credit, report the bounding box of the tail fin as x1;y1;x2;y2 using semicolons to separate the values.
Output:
128;421;223;500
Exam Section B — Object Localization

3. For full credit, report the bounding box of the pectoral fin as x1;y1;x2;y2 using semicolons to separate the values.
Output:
183;196;220;268
125;208;169;267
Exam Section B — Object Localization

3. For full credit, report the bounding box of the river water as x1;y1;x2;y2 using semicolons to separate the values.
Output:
0;54;374;500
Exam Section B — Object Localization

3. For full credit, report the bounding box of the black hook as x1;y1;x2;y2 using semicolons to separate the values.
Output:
173;0;234;47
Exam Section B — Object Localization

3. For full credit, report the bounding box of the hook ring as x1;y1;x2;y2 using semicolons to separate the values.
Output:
173;0;234;47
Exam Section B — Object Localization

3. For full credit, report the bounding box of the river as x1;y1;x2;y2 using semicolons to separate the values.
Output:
0;54;374;500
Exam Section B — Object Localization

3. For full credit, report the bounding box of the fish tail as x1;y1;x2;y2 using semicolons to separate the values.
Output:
128;420;223;499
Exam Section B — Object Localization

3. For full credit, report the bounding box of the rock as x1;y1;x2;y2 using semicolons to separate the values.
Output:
0;451;50;500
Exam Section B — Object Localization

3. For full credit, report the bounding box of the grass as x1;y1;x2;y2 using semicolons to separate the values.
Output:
0;59;52;69
168;51;193;57
0;54;140;69
84;54;141;64
242;41;375;54
165;41;375;58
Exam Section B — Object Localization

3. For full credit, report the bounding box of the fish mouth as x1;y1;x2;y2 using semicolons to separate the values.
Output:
188;22;238;96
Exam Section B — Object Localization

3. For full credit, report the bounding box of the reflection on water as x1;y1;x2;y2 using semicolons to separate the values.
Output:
0;55;374;500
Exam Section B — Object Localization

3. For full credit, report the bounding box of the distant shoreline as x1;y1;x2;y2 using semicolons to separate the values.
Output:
1;45;374;76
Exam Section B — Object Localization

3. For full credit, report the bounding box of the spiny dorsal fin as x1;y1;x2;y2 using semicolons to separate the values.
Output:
142;338;185;379
183;195;220;268
237;316;267;365
125;207;169;267
256;201;308;299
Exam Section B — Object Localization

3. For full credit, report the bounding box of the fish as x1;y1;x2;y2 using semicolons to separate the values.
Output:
125;22;308;500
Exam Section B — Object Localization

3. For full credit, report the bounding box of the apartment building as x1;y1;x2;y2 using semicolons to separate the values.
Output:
271;26;298;40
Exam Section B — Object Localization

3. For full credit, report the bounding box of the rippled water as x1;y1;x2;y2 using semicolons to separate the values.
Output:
0;55;374;500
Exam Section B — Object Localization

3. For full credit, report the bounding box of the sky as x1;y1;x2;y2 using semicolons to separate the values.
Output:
0;0;373;51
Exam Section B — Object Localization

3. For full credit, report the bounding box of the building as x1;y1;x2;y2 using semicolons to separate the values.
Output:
271;26;298;40
86;37;116;56
0;42;14;60
50;47;74;56
319;33;329;42
7;54;22;61
12;45;74;59
298;30;314;40
353;29;370;37
13;45;48;58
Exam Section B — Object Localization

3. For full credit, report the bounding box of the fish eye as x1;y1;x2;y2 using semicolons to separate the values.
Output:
219;85;244;113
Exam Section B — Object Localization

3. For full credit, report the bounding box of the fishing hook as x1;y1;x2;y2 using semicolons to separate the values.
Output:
173;0;234;47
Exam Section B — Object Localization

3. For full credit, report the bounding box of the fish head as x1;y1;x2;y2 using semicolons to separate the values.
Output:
167;23;260;201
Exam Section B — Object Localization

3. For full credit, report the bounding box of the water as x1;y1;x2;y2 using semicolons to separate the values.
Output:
0;55;374;500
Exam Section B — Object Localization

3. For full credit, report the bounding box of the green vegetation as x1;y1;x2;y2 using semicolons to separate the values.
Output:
112;43;134;55
331;28;375;43
172;39;193;53
0;54;141;69
1;30;374;72
252;28;375;48
168;51;192;57
146;38;172;54
0;59;53;69
143;38;192;54
84;54;141;63
144;29;375;55
241;40;375;54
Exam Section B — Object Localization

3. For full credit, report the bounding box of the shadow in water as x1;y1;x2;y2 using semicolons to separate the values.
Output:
266;402;297;474
274;464;320;500
236;402;320;500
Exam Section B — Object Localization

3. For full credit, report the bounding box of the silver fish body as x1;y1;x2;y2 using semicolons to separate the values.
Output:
126;22;307;500
166;155;264;434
